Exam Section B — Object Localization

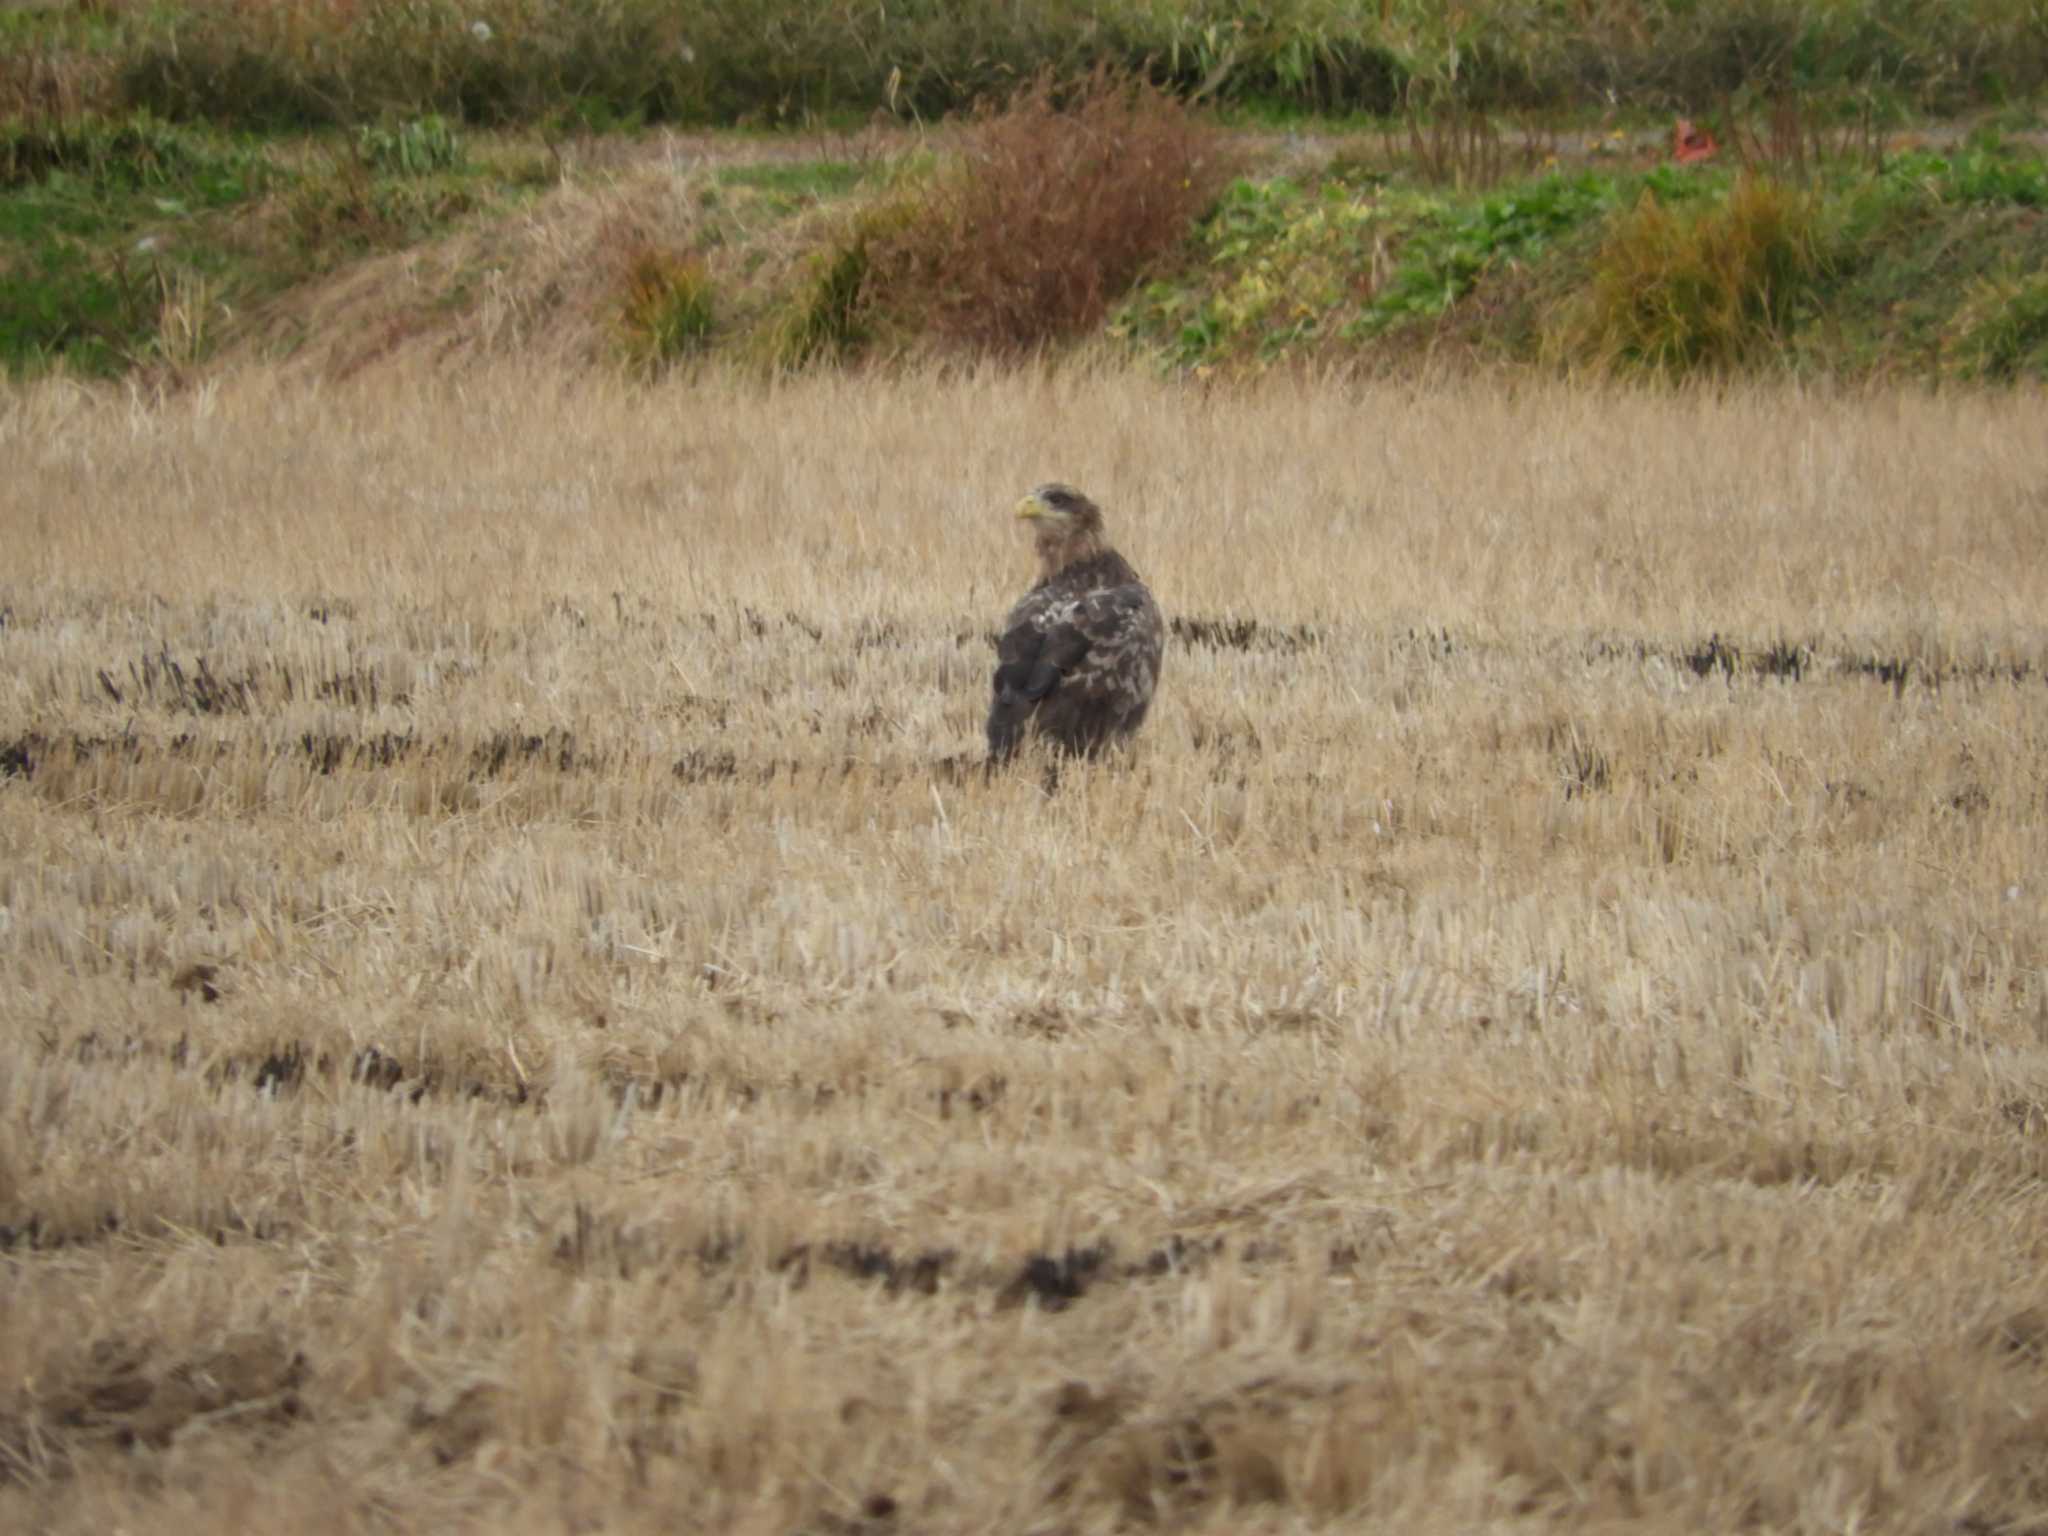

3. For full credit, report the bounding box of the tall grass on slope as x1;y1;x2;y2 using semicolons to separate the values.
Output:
1558;173;1830;376
614;246;715;376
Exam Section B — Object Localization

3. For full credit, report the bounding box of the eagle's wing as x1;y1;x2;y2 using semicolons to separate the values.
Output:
1061;586;1161;703
988;605;1088;761
987;583;1158;760
994;617;1091;703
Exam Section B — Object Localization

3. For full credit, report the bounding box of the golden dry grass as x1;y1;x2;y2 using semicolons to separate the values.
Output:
3;364;2048;1533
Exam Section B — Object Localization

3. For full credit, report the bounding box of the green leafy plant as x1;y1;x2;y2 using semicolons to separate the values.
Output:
1113;166;1615;369
355;114;464;177
1941;139;2048;207
1114;176;1379;366
1364;172;1614;333
1944;268;2048;380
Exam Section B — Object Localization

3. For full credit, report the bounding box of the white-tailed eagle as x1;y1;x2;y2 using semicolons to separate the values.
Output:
987;483;1164;764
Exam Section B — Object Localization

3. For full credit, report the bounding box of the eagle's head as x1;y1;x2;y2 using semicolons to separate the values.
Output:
1015;482;1107;579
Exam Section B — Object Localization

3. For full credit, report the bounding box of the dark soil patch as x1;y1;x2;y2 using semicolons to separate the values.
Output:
0;1209;124;1255
777;1240;958;1297
547;1212;1231;1305
0;732;37;778
93;650;259;714
1171;615;1324;653
780;1236;1220;1312
1671;633;1814;682
470;727;591;777
1037;1373;1329;1522
0;724;980;792
297;728;416;774
671;745;740;783
1590;634;2042;691
1844;652;1916;696
78;651;409;716
1002;1244;1115;1310
170;961;223;1003
0;1333;307;1483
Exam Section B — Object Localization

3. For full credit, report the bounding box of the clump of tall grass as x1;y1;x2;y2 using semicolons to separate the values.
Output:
1556;174;1829;376
763;200;920;369
0;112;215;191
278;157;477;268
0;36;118;124
615;247;714;376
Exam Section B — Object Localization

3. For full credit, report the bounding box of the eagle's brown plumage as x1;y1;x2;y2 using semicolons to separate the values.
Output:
987;483;1164;764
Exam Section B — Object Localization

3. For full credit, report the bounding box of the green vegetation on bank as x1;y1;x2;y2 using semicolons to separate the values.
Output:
1113;169;1622;367
0;114;266;375
4;48;2048;383
1005;110;2048;383
0;109;562;376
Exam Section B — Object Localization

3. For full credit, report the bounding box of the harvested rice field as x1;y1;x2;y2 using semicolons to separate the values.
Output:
3;365;2048;1533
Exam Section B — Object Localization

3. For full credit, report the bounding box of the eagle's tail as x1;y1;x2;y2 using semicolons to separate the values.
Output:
985;693;1030;766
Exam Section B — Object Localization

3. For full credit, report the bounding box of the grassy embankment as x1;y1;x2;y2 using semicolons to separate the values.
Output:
4;0;2048;381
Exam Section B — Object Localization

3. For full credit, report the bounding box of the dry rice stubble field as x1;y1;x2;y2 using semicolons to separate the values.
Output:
2;367;2048;1532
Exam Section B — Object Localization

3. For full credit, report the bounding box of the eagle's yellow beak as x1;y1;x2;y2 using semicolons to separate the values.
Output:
1014;494;1044;521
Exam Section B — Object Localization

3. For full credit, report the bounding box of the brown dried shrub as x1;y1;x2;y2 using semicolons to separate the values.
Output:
869;66;1232;357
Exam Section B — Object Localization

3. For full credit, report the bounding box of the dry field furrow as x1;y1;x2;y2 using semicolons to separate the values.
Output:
2;366;2047;1532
